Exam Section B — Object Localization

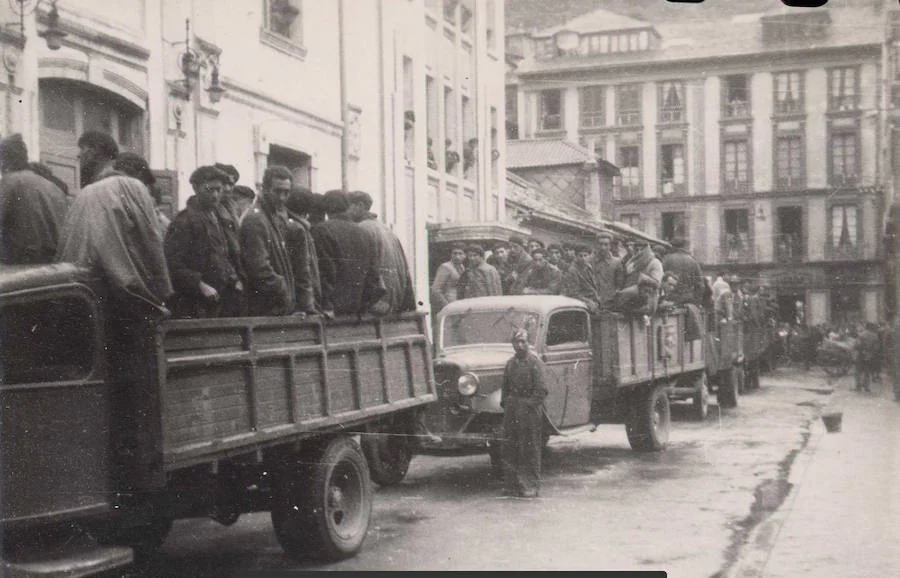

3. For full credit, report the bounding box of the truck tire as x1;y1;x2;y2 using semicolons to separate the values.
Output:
691;372;710;421
271;436;373;562
717;367;739;409
626;384;671;452
362;419;414;487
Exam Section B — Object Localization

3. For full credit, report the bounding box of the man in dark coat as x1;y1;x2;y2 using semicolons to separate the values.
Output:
286;187;323;313
311;190;385;317
0;134;69;264
458;244;502;298
615;239;664;316
347;190;416;313
854;322;881;392
562;245;601;313
240;165;296;316
660;237;705;307
165;165;245;318
501;329;548;498
519;246;562;295
503;235;533;295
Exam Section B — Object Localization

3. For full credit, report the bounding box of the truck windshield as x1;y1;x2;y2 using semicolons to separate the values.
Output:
442;310;540;348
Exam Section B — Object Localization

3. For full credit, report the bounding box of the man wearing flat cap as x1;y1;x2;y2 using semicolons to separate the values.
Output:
165;165;245;318
458;243;502;298
500;329;548;498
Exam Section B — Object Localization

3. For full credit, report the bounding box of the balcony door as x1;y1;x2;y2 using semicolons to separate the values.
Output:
776;206;803;263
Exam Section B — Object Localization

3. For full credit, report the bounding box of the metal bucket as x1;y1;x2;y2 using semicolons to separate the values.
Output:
822;412;843;433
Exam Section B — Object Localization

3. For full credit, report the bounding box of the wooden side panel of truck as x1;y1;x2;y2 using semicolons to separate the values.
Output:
157;314;436;472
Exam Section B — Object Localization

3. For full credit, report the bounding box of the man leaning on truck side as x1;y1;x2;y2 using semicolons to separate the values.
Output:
500;329;549;499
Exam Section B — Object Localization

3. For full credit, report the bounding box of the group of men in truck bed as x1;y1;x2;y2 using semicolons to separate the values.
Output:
0;132;416;322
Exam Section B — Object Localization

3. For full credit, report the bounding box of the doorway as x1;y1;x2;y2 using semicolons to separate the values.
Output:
268;144;312;189
775;206;804;262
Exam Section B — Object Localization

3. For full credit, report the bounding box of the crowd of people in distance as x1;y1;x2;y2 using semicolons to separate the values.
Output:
792;320;890;392
430;231;780;332
0;132;416;323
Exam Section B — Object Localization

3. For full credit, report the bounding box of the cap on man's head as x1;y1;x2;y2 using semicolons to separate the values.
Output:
232;185;256;200
0;133;29;172
190;165;230;187
465;243;485;256
286;187;316;214
508;235;526;247
529;238;545;248
531;246;546;257
214;163;240;185
347;190;374;210
322;189;349;215
596;231;614;242
576;244;592;254
77;131;119;160
547;243;562;252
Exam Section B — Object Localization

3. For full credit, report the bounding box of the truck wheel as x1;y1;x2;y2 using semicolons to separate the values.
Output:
626;384;671;452
361;420;414;487
271;436;373;562
717;367;739;409
691;373;710;421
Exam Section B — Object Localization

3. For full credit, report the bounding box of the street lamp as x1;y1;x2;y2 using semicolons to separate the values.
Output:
175;18;226;104
2;0;67;50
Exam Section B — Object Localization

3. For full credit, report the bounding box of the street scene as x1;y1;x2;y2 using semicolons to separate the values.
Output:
1;0;899;577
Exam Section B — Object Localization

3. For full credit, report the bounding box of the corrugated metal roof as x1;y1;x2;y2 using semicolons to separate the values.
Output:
507;138;598;169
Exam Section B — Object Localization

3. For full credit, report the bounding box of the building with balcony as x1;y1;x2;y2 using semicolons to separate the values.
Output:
0;0;506;313
506;2;889;326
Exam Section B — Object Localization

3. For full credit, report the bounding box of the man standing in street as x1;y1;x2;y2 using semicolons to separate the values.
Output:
347;190;416;313
0;134;69;265
501;329;548;498
458;244;502;298
165;165;244;318
240;165;296;316
431;243;466;314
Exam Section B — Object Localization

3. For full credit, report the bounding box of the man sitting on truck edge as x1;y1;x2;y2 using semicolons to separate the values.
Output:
615;239;663;317
240;165;297;317
501;329;549;499
165;165;246;318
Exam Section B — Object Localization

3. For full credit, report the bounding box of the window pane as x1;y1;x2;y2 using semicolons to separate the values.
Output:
41;87;76;133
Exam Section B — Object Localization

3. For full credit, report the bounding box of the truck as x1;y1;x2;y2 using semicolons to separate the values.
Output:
0;263;435;576
418;295;715;469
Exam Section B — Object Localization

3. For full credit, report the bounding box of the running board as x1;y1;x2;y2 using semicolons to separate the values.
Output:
548;423;597;438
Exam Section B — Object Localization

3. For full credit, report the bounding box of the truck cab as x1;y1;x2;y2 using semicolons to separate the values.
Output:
420;295;701;470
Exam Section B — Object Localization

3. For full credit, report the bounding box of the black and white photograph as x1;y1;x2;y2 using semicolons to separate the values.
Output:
0;0;898;575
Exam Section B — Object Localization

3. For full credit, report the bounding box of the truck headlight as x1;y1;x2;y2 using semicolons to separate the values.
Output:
457;373;479;396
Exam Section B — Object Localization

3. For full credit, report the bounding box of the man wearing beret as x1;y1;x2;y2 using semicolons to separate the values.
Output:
458;244;502;299
500;329;548;498
615;238;664;316
240;165;297;316
165;165;245;318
